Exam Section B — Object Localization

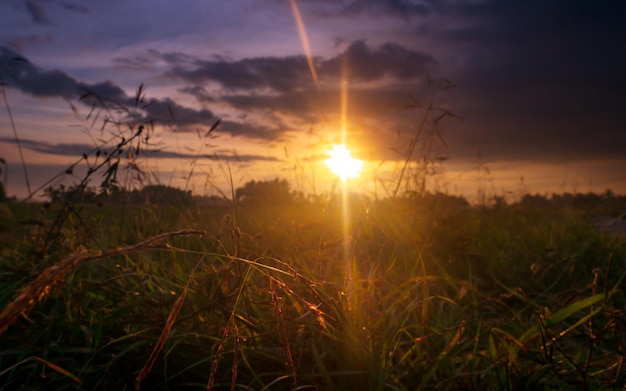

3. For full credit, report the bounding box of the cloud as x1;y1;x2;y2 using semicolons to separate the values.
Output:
0;47;284;140
220;86;418;121
0;46;105;99
178;86;215;103
158;41;437;145
109;41;436;143
319;41;436;82
135;97;218;130
0;137;95;156
407;0;626;164
440;0;626;88
78;80;127;102
13;67;78;99
112;51;160;71
59;1;88;14
167;55;313;93
24;0;49;24
21;0;88;25
165;41;436;91
0;136;281;163
6;33;53;51
339;0;431;18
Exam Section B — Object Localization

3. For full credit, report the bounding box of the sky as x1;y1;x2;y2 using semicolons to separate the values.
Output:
0;0;625;202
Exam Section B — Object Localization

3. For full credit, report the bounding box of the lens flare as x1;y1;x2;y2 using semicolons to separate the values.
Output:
289;0;318;88
325;144;363;182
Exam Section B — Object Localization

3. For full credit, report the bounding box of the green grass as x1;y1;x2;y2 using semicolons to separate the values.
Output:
1;192;625;390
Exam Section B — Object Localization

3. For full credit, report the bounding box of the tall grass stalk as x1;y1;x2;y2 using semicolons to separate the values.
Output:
392;77;456;198
0;84;31;195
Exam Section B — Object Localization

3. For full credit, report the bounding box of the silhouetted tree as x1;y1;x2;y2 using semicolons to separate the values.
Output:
133;184;193;205
408;191;469;209
236;178;293;206
518;194;551;209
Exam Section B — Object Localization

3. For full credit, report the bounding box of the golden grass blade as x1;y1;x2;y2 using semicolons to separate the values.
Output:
135;260;200;390
207;325;230;391
208;264;253;390
269;279;297;387
0;229;206;337
0;356;82;385
230;323;239;391
440;320;465;357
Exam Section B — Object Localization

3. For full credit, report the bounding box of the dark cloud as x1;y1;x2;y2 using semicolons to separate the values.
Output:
443;1;626;81
0;137;94;156
155;41;437;148
179;86;214;103
443;1;626;83
139;98;218;129
0;47;283;141
78;80;126;102
0;47;124;100
150;150;281;163
13;67;78;99
221;92;314;118
411;0;626;164
21;0;89;25
165;41;435;91
339;0;431;18
219;120;285;141
167;55;313;93
221;86;419;121
160;51;198;66
112;51;160;71
59;1;88;14
301;0;431;19
24;0;49;24
210;152;280;163
319;41;436;82
0;136;281;163
111;50;195;71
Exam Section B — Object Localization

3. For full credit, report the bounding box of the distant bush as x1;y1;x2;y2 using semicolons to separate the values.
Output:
130;184;193;205
236;178;294;206
518;191;626;216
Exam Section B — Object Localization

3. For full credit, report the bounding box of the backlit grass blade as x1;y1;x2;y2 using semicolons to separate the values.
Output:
135;263;197;390
519;293;606;343
557;307;602;338
0;356;81;385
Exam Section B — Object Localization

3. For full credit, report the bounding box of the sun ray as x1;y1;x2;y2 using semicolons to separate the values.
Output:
340;71;348;145
289;0;318;88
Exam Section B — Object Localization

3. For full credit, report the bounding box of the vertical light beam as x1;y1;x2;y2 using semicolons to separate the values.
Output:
340;61;348;145
339;58;354;306
289;0;319;88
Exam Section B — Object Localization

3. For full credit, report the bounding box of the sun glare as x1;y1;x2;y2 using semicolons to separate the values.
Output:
325;144;363;182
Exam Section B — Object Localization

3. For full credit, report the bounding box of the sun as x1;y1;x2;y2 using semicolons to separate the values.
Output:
325;144;363;182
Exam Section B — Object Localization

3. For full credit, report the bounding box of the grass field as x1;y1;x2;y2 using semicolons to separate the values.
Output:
1;186;625;390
